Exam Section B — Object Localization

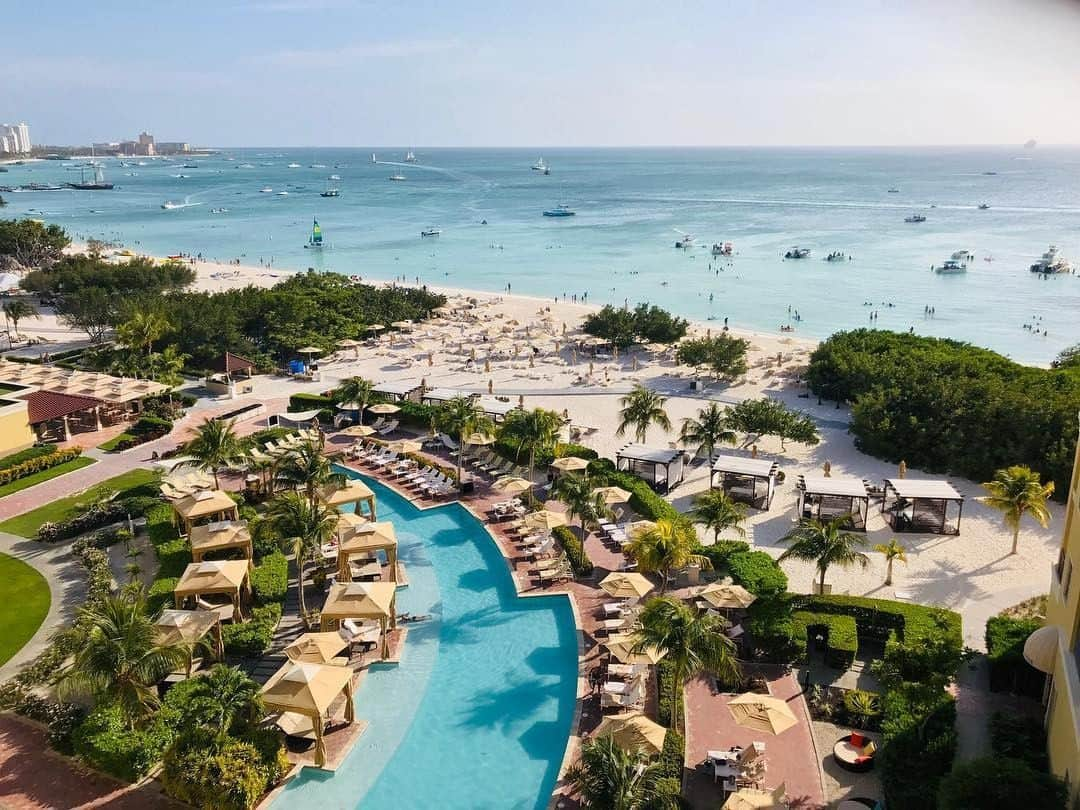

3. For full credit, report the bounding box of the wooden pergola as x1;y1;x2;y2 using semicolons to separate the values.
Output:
710;455;779;511
261;661;356;768
881;478;964;535
173;560;251;621
319;582;397;659
337;521;398;583
172;490;240;537
796;475;871;531
154;608;224;663
189;520;254;564
320;480;377;521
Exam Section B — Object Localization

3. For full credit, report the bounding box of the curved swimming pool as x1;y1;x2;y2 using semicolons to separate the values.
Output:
272;471;578;810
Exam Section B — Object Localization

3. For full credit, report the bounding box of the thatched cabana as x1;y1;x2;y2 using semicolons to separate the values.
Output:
319;582;397;659
337;521;398;583
189;520;253;564
320;480;377;521
173;560;251;621
172;489;240;537
261;661;356;768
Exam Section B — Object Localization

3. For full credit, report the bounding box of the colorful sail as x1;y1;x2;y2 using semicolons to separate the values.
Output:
310;218;323;245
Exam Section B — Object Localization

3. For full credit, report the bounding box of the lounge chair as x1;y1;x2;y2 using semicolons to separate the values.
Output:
439;433;460;452
375;420;399;436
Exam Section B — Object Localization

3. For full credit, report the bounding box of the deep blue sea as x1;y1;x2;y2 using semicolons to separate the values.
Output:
3;146;1079;364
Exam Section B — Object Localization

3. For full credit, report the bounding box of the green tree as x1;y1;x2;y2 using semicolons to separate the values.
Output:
778;516;870;593
625;518;713;595
274;439;345;506
435;396;494;490
724;397;819;450
674;334;749;381
679;402;736;460
982;465;1055;555
0;218;70;266
617;385;672;444
564;734;679;810
938;756;1067;810
56;285;116;342
553;473;612;536
873;538;907;586
179;664;263;740
335;376;375;423
147;344;189;390
2;299;38;337
183;417;242;489
498;407;563;484
265;492;339;616
691;489;747;542
57;591;189;728
633;597;741;728
117;307;171;356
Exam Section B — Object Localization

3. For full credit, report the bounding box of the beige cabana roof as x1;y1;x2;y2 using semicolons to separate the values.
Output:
261;661;356;767
174;560;250;598
189;520;253;563
335;511;368;537
604;633;667;665
0;360;167;404
594;713;667;756
321;480;375;506
285;632;350;664
173;489;239;521
338;521;399;582
154;608;220;645
321;581;396;621
523;510;568;531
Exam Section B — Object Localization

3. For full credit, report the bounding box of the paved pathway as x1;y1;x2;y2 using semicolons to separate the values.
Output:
951;654;1043;764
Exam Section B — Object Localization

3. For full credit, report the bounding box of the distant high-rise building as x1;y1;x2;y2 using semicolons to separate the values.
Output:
15;123;30;153
137;131;156;156
1;123;31;153
156;141;190;154
0;134;12;154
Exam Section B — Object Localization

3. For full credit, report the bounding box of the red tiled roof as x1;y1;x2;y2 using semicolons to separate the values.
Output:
22;390;104;424
209;352;256;374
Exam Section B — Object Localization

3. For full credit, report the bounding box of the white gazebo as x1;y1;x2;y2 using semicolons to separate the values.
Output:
796;475;871;530
881;478;964;535
710;455;779;510
615;444;685;494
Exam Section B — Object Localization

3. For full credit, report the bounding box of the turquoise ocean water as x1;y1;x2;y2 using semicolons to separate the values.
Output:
271;471;578;810
3;146;1079;364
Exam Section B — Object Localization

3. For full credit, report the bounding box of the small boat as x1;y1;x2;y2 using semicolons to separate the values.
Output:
950;249;975;266
320;188;340;197
712;242;733;256
420;228;441;237
934;259;966;275
904;214;927;223
887;188;900;193
182;163;198;169
1030;245;1072;274
310;163;327;168
543;204;575;217
287;162;301;168
675;234;695;249
824;251;847;262
328;174;341;180
161;200;185;209
210;207;228;214
238;163;255;169
303;217;324;250
260;187;273;193
404;150;418;163
388;173;406;181
276;190;289;196
531;157;547;171
982;171;998;176
784;246;811;259
977;203;990;210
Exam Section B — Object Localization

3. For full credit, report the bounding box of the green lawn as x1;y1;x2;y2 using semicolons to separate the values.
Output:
0;553;51;667
0;468;160;538
97;433;135;452
0;456;97;499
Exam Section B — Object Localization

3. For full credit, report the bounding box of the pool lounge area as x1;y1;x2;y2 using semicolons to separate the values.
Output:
272;472;579;809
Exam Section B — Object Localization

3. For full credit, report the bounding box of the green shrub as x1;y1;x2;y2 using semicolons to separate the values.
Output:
222;604;282;657
394;399;440;429
555;443;598;461
792;610;857;668
728;550;788;595
0;446;82;486
553;526;594;577
9;694;84;754
162;734;270;810
880;682;958;810
238;726;292;785
116;494;165;517
745;595;799;663
147;577;179;614
72;704;173;782
938;756;1067;810
288;392;335;411
843;689;882;729
130;415;173;436
691;539;750;572
986;615;1046;698
0;445;56;470
989;712;1050;772
250;551;288;604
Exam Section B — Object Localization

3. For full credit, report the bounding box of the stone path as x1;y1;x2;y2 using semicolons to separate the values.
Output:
238;564;306;685
951;654;1043;764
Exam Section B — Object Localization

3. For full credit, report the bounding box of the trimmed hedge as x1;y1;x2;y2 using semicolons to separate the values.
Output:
72;704;172;782
250;551;288;604
986;615;1046;698
990;711;1050;772
222;604;282;657
0;445;56;471
0;446;81;486
727;550;788;596
553;526;594;578
880;683;958;810
937;756;1067;810
792;611;858;669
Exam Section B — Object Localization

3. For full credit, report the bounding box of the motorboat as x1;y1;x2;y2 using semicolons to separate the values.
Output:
210;207;228;214
675;234;695;249
977;203;990;210
238;163;256;169
950;250;975;266
320;188;340;197
531;157;547;171
287;162;301;168
825;251;847;262
388;173;406;181
182;163;199;169
310;163;327;168
420;228;441;237
404;150;418;163
328;174;341;180
934;259;966;274
784;246;811;259
543;204;575;217
161;200;184;209
260;186;273;193
1030;245;1072;274
887;188;900;193
904;214;927;223
276;190;289;196
712;242;733;256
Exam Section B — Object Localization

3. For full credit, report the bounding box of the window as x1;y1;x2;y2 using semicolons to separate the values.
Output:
1062;555;1073;601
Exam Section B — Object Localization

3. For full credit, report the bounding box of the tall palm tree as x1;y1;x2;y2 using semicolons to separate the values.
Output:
679;402;736;460
436;397;495;490
275;439;345;506
265;492;339;616
625;518;713;595
778;516;870;594
57;591;189;728
2;299;39;338
336;377;375;424
116;308;171;356
616;385;672;444
873;538;907;586
982;465;1055;555
691;490;747;543
553;473;612;537
633;596;741;729
181;664;263;740
499;407;564;483
184;417;242;489
565;734;678;810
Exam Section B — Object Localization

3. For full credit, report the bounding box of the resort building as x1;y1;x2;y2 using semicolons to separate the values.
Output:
1028;429;1080;803
0;387;35;454
0;122;30;153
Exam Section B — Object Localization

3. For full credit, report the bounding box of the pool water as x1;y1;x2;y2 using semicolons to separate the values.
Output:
272;472;578;809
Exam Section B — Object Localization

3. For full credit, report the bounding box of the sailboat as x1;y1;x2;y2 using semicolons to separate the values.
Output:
531;157;546;171
320;179;340;197
404;150;418;163
304;217;325;249
66;164;114;190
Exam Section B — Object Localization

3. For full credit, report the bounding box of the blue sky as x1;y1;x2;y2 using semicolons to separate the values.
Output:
9;0;1080;147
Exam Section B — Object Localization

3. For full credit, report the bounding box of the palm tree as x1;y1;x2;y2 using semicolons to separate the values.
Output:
982;465;1055;555
625;518;713;595
336;376;375;424
184;417;242;489
57;591;189;728
565;734;678;810
181;664;263;740
778;516;870;594
633;596;741;729
616;385;672;444
435;397;495;491
691;490;747;543
873;538;907;586
679;402;736;460
553;473;611;537
116;308;171;356
265;492;339;616
499;407;564;484
2;299;39;338
275;439;345;506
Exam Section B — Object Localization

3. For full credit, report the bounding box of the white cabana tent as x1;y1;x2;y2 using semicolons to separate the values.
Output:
710;455;779;511
796;475;871;530
881;478;964;535
270;409;324;428
615;444;685;494
421;387;471;404
373;380;423;401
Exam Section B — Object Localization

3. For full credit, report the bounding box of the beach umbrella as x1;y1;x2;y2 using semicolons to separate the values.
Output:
367;403;400;415
391;320;413;330
465;432;495;446
523;510;568;531
551;456;589;473
340;425;376;437
594;486;632;505
385;439;422;454
366;324;386;332
721;787;787;810
285;632;349;664
297;346;322;355
492;476;532;495
727;694;798;736
600;572;654;600
698;583;757;610
604;632;666;665
594;713;667;756
336;339;362;348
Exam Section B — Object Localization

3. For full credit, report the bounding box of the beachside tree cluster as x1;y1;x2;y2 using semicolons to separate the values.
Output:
674;333;750;381
583;303;688;348
724;397;820;449
0;217;70;267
